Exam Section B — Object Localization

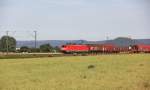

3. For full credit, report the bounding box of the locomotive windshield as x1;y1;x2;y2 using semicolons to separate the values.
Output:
62;45;66;48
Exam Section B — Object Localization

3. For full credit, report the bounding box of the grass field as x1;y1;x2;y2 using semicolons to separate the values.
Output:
0;53;63;59
0;54;150;90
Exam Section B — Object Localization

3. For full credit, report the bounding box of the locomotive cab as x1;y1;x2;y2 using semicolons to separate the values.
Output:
61;45;67;51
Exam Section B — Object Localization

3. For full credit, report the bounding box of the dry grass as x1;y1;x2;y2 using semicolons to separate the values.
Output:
0;54;150;90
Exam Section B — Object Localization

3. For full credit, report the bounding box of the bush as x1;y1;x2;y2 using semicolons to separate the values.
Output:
30;48;40;53
40;44;53;52
20;46;30;52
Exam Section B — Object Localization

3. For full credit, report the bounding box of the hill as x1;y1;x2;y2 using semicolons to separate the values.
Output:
105;37;150;47
16;38;150;48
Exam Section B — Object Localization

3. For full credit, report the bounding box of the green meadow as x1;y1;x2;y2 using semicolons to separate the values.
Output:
0;54;150;90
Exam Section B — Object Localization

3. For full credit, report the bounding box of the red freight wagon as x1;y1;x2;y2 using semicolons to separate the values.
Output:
61;45;90;53
88;44;104;51
102;44;117;52
131;44;150;53
116;46;130;52
88;44;117;53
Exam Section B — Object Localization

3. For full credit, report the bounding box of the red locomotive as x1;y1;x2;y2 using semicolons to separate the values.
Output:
61;44;150;54
61;45;90;53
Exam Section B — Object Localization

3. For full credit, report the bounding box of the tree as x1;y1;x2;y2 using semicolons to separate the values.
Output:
0;36;16;52
40;44;53;52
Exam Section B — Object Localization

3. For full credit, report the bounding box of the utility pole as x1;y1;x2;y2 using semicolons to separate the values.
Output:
106;36;109;41
34;31;37;48
6;31;9;55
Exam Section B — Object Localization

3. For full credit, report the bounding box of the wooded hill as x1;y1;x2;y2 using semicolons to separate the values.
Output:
17;37;150;48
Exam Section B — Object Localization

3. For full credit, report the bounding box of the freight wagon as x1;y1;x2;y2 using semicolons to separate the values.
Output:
88;44;118;53
131;44;150;53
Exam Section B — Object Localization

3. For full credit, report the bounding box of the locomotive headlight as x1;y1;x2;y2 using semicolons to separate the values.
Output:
129;46;131;50
61;48;66;50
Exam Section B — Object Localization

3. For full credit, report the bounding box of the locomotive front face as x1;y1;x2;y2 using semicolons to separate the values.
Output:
61;45;67;51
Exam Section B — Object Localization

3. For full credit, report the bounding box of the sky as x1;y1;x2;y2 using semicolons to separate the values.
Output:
0;0;150;40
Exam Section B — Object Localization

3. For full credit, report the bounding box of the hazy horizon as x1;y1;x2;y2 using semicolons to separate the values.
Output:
0;0;150;40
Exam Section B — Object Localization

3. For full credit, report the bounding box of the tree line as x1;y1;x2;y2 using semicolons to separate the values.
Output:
19;44;60;53
0;36;60;53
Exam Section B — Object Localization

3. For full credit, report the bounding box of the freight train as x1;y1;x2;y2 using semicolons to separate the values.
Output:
61;44;150;54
